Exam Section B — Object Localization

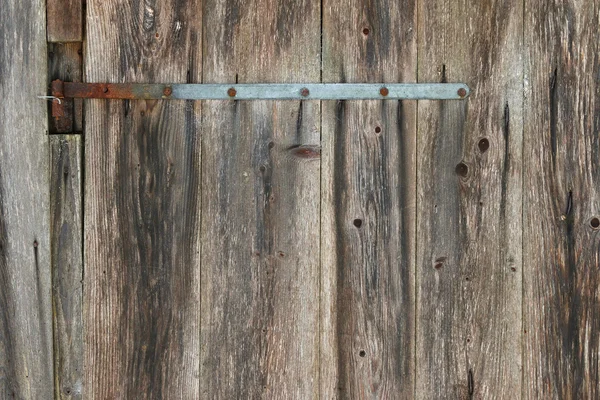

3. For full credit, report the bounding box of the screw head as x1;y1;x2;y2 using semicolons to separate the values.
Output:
457;87;467;98
380;87;389;96
227;87;237;97
163;86;172;96
300;88;310;97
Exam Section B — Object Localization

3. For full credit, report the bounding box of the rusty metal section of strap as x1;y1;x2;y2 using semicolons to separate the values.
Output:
51;79;471;100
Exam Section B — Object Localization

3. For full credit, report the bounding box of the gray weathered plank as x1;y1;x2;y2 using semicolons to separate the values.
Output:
47;0;82;42
0;0;53;399
48;42;83;133
415;0;523;398
523;1;600;398
321;1;417;398
200;0;321;398
51;136;83;399
84;1;202;398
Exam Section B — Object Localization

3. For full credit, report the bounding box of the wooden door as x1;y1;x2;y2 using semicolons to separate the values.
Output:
1;0;599;399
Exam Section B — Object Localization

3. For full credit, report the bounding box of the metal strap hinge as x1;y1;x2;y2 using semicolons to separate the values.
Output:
50;79;469;117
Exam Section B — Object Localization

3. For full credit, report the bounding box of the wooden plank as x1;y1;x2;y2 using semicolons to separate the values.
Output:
0;1;53;399
415;0;523;398
523;1;600;397
321;2;417;398
47;0;82;42
84;1;202;398
200;0;321;398
48;42;83;133
51;135;83;399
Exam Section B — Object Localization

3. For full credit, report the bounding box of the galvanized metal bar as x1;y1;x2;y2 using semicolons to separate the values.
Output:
54;80;470;100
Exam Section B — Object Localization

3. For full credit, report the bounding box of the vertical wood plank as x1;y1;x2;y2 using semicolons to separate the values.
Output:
84;1;202;398
0;0;53;399
51;135;83;399
524;1;600;398
47;0;82;42
200;0;321;398
48;43;83;133
415;1;523;398
321;1;417;398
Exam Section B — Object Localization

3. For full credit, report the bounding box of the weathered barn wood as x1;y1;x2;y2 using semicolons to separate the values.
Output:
48;43;83;134
321;0;417;398
416;0;523;398
524;0;600;397
46;0;82;42
84;1;202;398
0;1;53;399
3;0;599;397
50;136;83;399
200;0;321;398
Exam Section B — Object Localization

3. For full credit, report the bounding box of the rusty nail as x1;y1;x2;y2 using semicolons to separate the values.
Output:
300;88;310;97
457;87;467;97
227;87;237;97
380;87;389;96
163;86;172;96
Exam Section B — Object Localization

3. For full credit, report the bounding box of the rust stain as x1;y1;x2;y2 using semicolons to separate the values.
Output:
288;144;321;159
51;79;65;117
63;81;165;99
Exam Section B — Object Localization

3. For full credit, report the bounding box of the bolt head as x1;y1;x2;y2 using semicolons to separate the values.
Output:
300;88;310;97
457;87;467;97
227;87;237;97
380;87;389;96
163;87;173;96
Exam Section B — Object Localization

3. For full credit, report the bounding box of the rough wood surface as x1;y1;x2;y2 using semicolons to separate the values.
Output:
321;1;417;398
415;0;523;398
200;0;321;398
47;0;82;42
524;1;600;398
48;42;83;133
84;1;202;398
0;1;53;399
51;136;83;399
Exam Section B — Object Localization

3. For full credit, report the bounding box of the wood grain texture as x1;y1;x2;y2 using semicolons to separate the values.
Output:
200;0;321;398
48;43;83;133
51;136;83;399
321;1;417;398
524;1;600;398
84;1;202;398
0;0;53;398
416;0;523;398
47;0;82;42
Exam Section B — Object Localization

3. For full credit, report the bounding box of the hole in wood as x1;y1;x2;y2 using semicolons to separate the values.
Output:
362;28;370;35
455;162;469;177
591;217;600;229
359;350;366;357
353;219;363;228
478;138;489;153
375;126;381;134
